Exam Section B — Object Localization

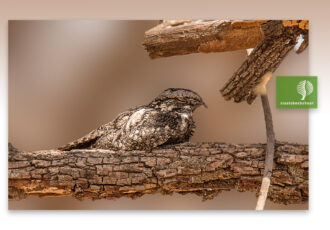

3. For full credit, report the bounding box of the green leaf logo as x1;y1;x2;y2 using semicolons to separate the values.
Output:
297;80;313;100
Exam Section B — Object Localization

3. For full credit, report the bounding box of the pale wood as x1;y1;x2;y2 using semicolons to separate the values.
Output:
256;177;271;210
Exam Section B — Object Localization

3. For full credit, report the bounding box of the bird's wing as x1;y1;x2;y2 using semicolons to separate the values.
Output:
57;110;134;151
57;127;106;151
117;108;182;151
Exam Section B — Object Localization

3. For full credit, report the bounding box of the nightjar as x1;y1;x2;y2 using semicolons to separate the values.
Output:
58;88;207;151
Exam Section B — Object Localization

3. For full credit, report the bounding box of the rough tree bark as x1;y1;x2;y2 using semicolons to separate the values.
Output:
9;142;308;204
220;20;309;104
143;20;265;59
143;20;308;59
143;20;308;104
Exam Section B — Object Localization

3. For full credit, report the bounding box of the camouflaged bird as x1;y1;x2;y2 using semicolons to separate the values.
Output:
58;88;207;151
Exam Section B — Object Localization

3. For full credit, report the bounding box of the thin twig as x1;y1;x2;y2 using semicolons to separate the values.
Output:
256;93;276;210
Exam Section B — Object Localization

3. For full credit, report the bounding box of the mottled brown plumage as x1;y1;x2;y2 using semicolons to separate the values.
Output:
58;88;207;151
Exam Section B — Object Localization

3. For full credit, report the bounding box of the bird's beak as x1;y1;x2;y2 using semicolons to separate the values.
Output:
201;101;208;108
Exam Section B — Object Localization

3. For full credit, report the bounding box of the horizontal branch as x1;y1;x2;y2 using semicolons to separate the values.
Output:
8;141;308;204
143;20;308;59
143;20;265;58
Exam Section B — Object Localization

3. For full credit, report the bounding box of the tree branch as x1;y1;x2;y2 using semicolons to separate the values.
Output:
143;20;308;104
256;93;276;210
143;20;265;59
143;20;308;60
9;142;308;204
220;20;309;104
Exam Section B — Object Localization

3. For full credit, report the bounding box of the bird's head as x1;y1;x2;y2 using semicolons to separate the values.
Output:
150;88;207;112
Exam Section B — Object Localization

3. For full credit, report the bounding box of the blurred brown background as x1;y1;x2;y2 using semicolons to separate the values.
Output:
8;20;308;210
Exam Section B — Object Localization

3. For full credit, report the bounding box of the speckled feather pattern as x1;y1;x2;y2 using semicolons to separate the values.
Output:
58;88;205;151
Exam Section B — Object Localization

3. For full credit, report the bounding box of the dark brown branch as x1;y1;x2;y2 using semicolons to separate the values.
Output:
9;142;308;204
256;93;276;210
220;20;309;104
143;20;265;59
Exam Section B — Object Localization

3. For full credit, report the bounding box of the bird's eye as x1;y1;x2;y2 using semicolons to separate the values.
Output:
191;99;199;104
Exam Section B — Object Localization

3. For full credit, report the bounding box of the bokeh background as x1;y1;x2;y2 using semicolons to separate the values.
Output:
8;20;308;209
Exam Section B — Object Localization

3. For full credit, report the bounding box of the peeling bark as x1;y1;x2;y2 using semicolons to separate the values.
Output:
8;142;308;204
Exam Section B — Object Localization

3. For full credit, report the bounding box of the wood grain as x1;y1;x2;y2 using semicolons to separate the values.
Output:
143;20;265;59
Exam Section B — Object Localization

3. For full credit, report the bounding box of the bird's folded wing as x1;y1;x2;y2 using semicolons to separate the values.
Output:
118;108;180;151
57;127;107;151
57;110;133;151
